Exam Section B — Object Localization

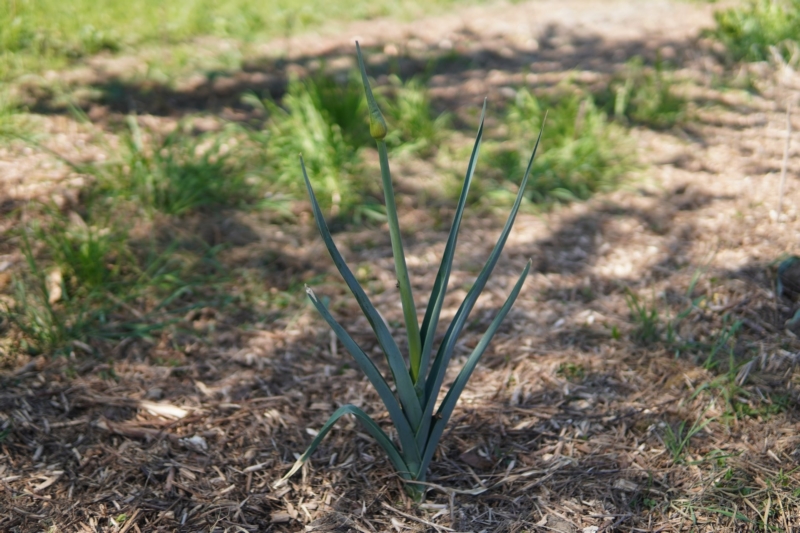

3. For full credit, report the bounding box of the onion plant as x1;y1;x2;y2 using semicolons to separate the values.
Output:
279;43;542;499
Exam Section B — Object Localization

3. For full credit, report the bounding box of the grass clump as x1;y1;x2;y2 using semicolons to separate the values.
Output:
96;120;259;216
258;74;372;220
625;290;662;345
8;206;234;355
709;0;800;62
481;88;632;206
256;72;447;221
661;412;713;463
3;120;262;355
595;57;688;129
380;75;450;157
6;206;229;356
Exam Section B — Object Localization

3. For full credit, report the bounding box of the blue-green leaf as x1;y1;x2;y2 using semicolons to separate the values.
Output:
300;157;423;429
358;41;422;383
417;99;487;400
305;287;421;470
278;404;412;484
418;124;544;446
418;260;531;477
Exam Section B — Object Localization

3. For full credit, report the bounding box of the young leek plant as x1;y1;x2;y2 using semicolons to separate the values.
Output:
277;43;543;500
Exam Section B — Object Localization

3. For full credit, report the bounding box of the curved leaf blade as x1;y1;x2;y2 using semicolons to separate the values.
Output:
418;99;487;393
305;287;421;469
418;260;531;477
418;124;544;445
300;157;423;429
278;404;412;485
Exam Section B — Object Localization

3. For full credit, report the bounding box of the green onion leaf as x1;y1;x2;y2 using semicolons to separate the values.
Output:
418;123;544;445
305;287;421;470
300;157;423;429
418;259;531;477
418;99;486;397
278;404;412;484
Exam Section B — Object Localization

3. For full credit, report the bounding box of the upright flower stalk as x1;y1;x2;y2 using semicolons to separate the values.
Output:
277;43;543;500
357;43;423;383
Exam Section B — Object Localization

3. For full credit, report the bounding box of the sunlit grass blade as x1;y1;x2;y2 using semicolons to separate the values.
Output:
278;404;412;485
418;99;486;394
357;42;422;382
300;157;423;428
305;287;421;470
418;125;544;443
418;259;531;476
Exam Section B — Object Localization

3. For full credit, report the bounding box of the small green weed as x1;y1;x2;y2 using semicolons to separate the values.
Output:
595;57;688;129
257;74;371;219
107;119;257;216
661;410;714;463
709;0;800;62
625;290;661;344
380;75;450;157
34;209;129;292
481;88;633;206
557;362;586;382
255;72;446;221
7;202;231;355
702;317;743;370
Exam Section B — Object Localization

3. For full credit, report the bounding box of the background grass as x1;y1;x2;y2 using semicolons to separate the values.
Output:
709;0;800;62
476;88;635;207
1;0;777;363
2;1;800;530
594;56;689;129
0;0;481;80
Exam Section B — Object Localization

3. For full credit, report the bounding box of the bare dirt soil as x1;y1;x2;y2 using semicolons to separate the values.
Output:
2;0;800;531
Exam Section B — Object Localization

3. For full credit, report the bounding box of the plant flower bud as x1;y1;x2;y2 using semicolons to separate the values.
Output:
369;108;388;140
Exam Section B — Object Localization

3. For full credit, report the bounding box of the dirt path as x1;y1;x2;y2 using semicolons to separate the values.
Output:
3;1;800;531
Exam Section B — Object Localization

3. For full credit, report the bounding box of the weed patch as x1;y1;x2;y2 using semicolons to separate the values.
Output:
101;120;259;216
661;411;713;463
255;73;446;222
709;0;800;62
257;75;373;220
379;75;450;158
595;57;688;129
5;213;229;355
480;89;634;207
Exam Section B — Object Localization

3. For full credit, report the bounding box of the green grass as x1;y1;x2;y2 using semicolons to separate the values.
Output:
625;290;662;345
0;88;29;139
104;119;260;216
661;411;713;463
255;74;375;220
479;88;634;207
2;119;272;355
379;75;450;157
0;0;481;80
595;57;688;129
709;0;800;62
253;72;447;222
5;205;225;355
2;67;452;353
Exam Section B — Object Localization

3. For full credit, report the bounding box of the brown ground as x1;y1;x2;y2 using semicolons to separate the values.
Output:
2;0;800;531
